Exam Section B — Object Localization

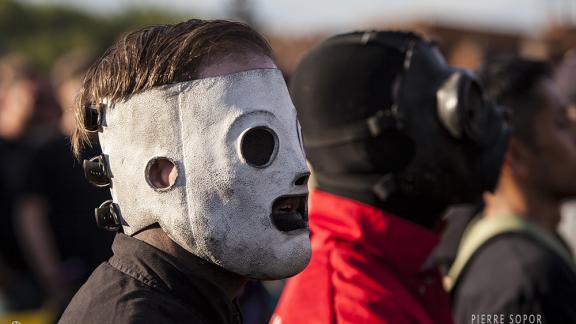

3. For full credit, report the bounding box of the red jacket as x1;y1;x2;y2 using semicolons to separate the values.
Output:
272;190;454;324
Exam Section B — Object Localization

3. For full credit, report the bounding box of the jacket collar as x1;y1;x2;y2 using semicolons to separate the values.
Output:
109;234;242;324
309;189;440;274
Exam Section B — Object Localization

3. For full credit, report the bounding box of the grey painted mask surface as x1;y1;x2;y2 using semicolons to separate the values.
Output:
99;69;311;279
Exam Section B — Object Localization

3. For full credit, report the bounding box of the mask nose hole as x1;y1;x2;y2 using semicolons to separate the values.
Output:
294;173;310;186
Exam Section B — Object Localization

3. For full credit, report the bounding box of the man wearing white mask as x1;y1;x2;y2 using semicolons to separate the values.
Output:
59;19;311;324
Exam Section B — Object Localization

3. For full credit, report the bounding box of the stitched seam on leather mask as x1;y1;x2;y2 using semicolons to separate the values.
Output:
177;83;192;223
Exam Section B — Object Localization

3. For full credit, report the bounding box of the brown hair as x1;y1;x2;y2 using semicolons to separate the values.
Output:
72;19;273;157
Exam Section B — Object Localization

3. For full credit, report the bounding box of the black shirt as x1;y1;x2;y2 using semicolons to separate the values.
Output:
452;233;576;324
59;234;243;324
0;137;34;271
433;207;576;324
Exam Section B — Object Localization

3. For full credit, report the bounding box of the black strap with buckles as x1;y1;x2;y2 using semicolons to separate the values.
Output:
303;109;399;148
83;155;111;187
95;200;122;232
84;103;105;132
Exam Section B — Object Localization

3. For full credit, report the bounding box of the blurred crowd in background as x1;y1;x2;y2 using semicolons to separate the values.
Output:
1;0;576;323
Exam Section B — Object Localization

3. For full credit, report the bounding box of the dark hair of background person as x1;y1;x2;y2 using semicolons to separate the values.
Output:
478;58;552;150
72;19;273;157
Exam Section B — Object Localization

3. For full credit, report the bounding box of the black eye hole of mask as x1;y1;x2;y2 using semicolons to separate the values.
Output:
240;126;279;168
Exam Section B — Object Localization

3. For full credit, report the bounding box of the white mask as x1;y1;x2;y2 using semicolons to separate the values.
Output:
99;69;311;279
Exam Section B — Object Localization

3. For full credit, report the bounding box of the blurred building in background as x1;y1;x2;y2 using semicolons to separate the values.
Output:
270;21;576;73
2;0;576;73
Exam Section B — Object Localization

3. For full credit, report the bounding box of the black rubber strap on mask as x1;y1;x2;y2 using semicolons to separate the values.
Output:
304;110;398;148
329;32;413;53
314;172;397;201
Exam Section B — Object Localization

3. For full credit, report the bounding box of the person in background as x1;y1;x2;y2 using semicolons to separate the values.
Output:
554;49;576;255
272;31;508;324
14;49;113;310
555;49;576;107
443;58;576;324
0;55;59;312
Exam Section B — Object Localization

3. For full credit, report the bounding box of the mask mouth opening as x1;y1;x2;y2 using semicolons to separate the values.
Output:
271;194;308;232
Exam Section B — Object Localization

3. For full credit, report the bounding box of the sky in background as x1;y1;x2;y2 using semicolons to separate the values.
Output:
19;0;576;35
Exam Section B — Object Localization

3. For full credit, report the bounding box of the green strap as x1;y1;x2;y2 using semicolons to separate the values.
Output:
445;215;576;291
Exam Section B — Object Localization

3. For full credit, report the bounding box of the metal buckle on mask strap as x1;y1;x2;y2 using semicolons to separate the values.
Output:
83;155;111;187
303;110;399;148
95;200;122;232
84;102;106;132
402;41;416;70
372;174;397;201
